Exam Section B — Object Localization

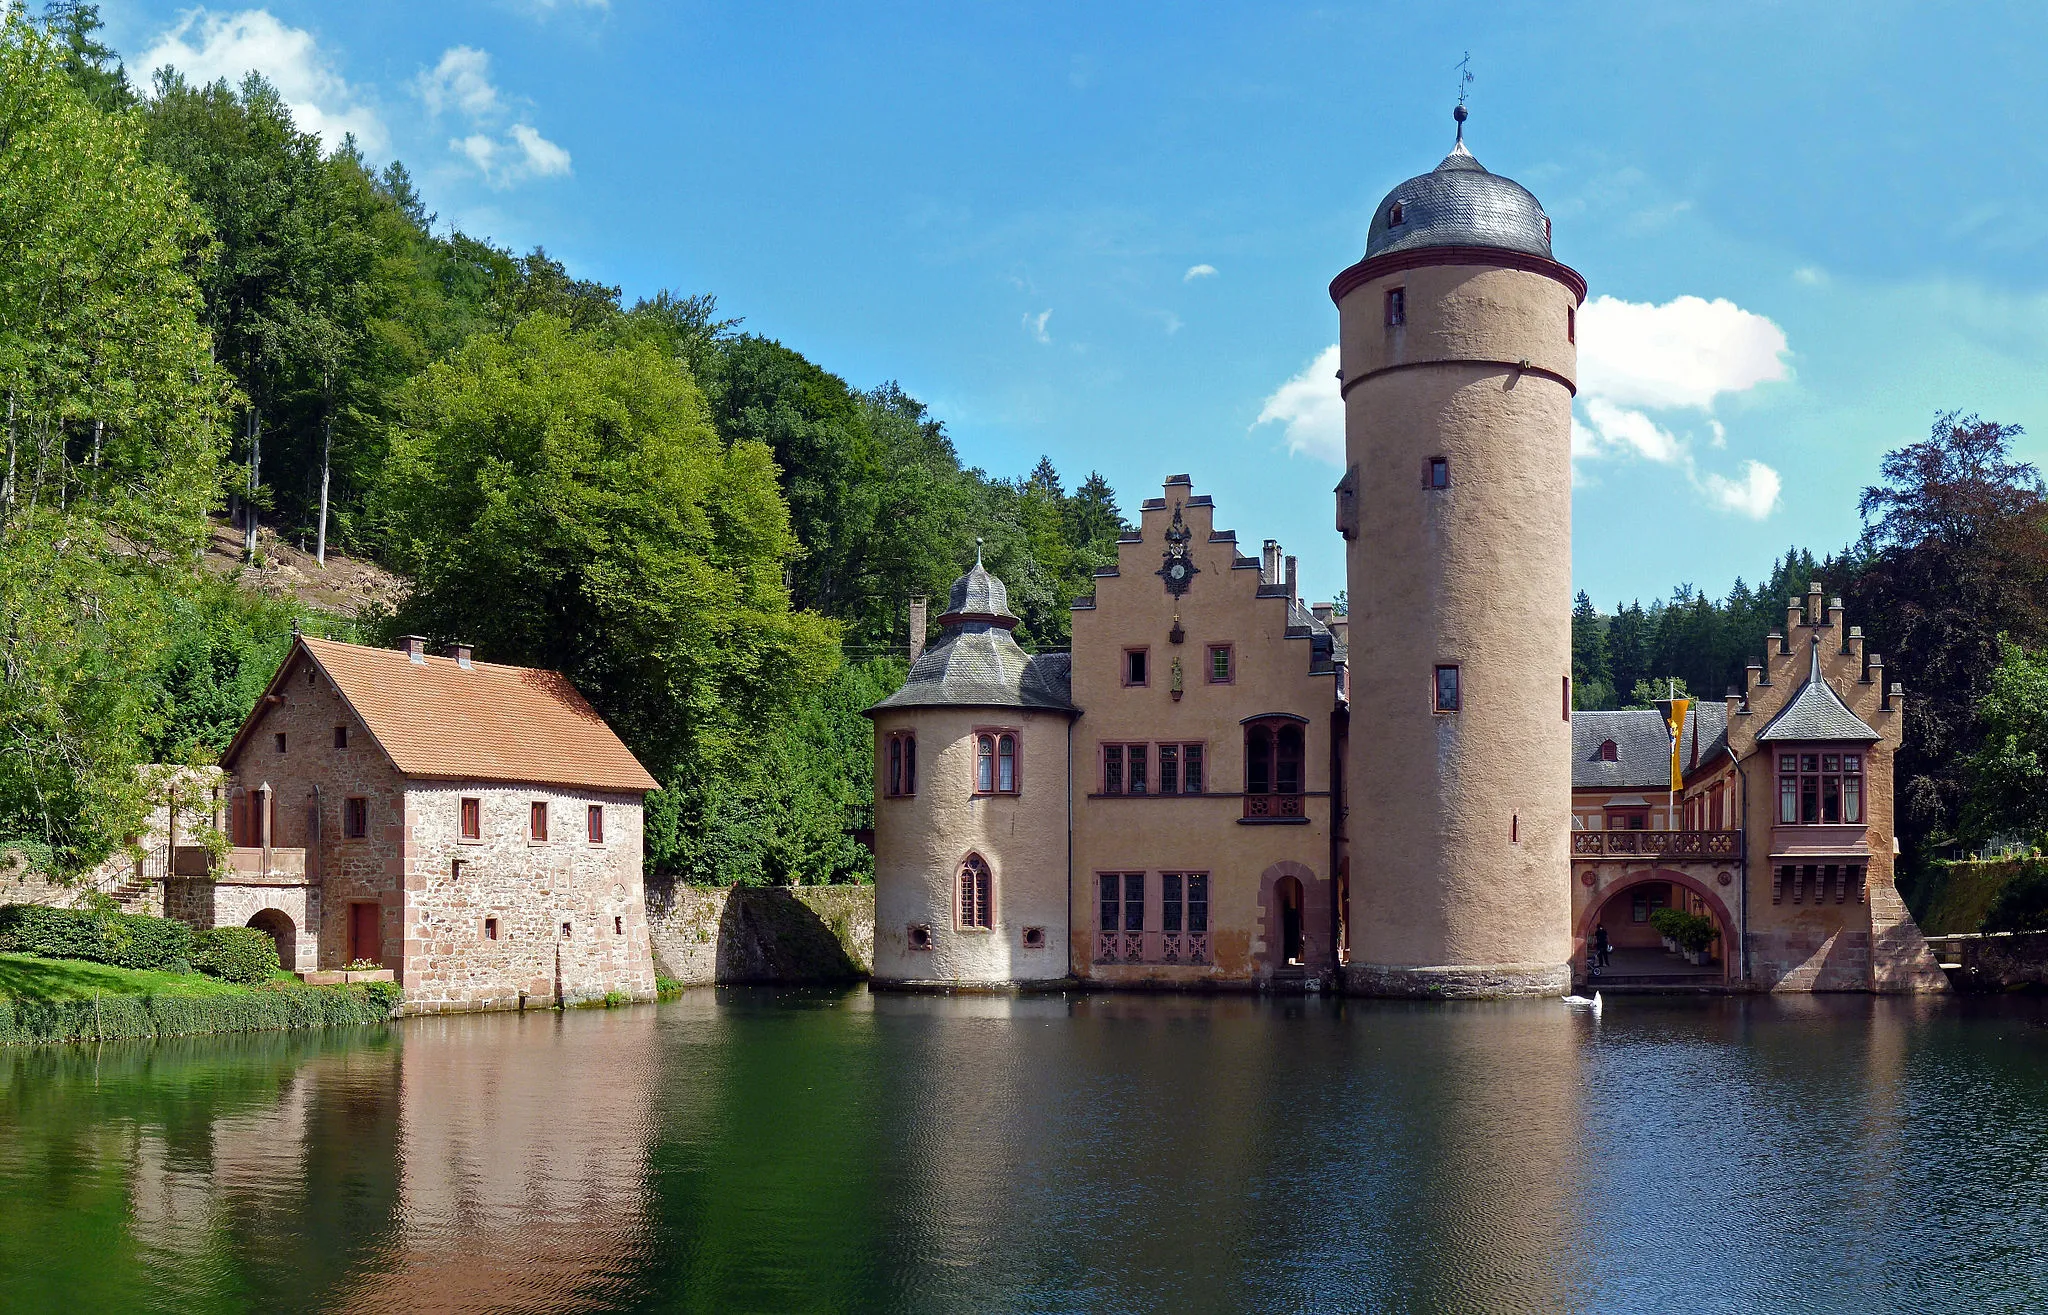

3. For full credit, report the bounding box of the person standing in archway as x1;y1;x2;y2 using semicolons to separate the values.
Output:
1595;923;1611;969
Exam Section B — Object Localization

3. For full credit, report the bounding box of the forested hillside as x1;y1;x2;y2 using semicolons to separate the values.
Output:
0;6;1121;884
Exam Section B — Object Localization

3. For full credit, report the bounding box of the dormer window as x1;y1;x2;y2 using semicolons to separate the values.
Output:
1543;215;1552;241
1599;739;1618;762
1388;201;1405;226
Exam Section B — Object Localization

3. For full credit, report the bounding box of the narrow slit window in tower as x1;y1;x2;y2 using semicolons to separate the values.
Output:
1385;287;1406;327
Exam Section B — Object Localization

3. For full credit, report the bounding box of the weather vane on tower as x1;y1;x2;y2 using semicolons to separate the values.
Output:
1454;52;1473;142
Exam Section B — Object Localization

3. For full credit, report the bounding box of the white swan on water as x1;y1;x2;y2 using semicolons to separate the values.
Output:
1563;990;1603;1014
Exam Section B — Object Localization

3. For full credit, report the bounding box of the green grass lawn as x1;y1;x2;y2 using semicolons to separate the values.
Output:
0;953;259;1002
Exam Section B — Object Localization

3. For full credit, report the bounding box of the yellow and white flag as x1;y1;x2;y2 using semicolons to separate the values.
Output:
1666;698;1691;790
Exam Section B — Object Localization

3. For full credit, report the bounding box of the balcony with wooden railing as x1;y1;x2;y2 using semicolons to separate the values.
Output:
1571;830;1741;859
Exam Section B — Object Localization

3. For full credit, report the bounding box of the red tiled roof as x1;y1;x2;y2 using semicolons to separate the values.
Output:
230;636;659;794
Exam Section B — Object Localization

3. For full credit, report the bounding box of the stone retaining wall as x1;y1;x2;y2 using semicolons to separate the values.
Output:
645;881;873;985
1924;931;2048;991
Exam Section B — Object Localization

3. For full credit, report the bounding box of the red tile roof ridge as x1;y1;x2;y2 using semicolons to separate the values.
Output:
226;635;660;795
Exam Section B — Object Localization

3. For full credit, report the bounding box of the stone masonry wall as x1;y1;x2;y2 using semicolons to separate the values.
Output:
401;781;657;1012
646;882;873;985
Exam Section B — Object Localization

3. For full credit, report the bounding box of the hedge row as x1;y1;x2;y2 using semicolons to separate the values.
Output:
0;982;400;1047
193;926;282;984
0;903;195;973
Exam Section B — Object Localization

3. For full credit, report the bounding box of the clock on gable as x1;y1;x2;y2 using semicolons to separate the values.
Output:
1156;502;1199;597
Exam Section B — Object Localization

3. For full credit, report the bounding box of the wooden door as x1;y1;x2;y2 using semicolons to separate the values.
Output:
349;902;381;965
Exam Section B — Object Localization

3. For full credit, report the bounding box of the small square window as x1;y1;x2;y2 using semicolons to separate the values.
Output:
1385;287;1406;326
460;797;481;840
908;923;933;951
274;732;287;753
1124;648;1149;687
1425;457;1449;489
1207;644;1233;683
587;804;605;843
450;858;464;880
1022;926;1046;949
484;917;498;941
561;922;572;938
1434;664;1461;713
333;725;348;749
343;796;368;839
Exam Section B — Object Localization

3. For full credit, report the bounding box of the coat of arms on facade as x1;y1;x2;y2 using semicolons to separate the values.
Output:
1157;502;1199;597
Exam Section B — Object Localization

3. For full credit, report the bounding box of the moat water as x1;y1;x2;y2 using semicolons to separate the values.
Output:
3;989;2047;1313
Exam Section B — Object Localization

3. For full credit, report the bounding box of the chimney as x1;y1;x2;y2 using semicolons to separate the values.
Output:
448;643;473;670
399;635;427;665
1828;596;1845;632
1311;603;1334;625
1785;598;1802;635
908;596;929;665
1807;581;1826;627
1284;555;1298;601
1847;624;1863;659
1262;540;1282;584
1871;653;1887;706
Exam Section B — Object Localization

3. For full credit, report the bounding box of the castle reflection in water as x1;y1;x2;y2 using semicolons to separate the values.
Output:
0;990;2013;1313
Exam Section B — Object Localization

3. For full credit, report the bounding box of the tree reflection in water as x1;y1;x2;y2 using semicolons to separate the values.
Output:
3;991;2048;1313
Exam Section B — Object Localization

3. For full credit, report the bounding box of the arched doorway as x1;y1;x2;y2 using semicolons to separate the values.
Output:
1276;876;1305;965
1580;871;1734;984
247;908;296;971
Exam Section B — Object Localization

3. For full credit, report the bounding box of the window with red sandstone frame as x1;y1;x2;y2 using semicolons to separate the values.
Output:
974;731;1020;795
1157;743;1205;795
530;801;548;841
587;804;604;843
885;731;917;797
1207;644;1233;683
343;796;367;840
958;854;993;930
1779;751;1862;824
1101;743;1150;795
459;797;480;840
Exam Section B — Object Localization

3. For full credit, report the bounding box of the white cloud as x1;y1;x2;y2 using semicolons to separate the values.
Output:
416;45;571;187
1025;309;1052;343
1793;265;1828;287
1252;345;1343;463
1153;310;1183;335
1576;401;1782;519
1577;294;1790;410
1572;293;1790;518
1184;263;1218;281
416;46;500;119
1699;461;1782;520
1581;398;1684;464
140;9;386;153
508;124;571;177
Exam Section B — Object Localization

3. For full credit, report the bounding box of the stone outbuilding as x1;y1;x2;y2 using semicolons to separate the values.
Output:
171;634;660;1012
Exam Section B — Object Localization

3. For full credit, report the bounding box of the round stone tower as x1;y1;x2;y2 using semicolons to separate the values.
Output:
1332;109;1586;997
866;552;1076;988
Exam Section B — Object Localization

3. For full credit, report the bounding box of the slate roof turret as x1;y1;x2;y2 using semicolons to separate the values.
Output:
869;549;1074;715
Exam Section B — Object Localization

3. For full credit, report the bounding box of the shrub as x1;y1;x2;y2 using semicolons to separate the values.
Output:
193;927;281;984
0;903;194;972
655;975;686;1000
0;983;399;1046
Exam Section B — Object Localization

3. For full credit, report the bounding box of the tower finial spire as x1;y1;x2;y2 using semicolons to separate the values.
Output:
1454;51;1473;143
975;536;984;567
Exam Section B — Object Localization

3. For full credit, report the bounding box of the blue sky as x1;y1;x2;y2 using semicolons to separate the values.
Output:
98;1;2048;610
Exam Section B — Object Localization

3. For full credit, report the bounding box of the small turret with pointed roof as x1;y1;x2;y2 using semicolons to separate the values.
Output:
868;543;1073;714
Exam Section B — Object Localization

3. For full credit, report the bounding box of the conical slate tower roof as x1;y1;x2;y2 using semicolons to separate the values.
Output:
1363;110;1556;262
1758;643;1880;743
870;549;1073;714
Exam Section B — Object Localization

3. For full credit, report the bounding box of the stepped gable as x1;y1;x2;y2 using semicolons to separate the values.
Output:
1757;643;1881;743
222;635;659;792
